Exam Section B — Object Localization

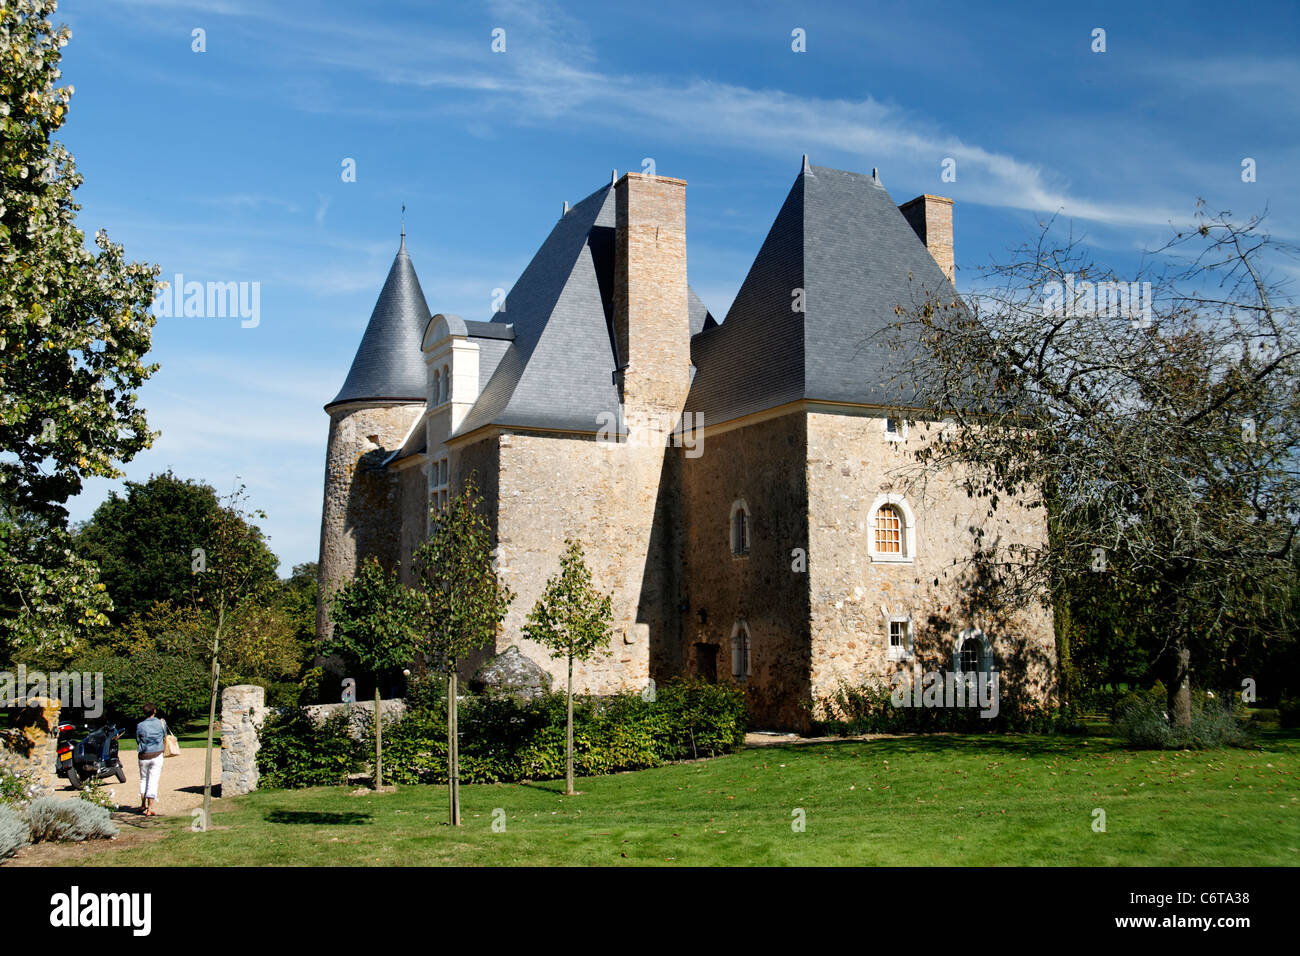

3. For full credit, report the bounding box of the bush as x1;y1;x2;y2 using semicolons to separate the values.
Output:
0;768;39;810
26;797;118;843
262;678;749;789
1114;692;1251;749
812;673;1063;736
0;804;28;858
80;650;211;727
79;779;118;811
257;708;360;788
1279;698;1300;729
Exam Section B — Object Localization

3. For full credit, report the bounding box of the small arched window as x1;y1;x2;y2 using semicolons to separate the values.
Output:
441;364;451;403
867;494;916;563
433;369;441;404
731;619;751;681
875;505;903;555
956;628;991;674
729;499;750;556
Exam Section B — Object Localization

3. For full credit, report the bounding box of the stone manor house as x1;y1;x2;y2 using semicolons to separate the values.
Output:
317;158;1056;729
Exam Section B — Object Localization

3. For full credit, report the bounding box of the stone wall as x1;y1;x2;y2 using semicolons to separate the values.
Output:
0;697;61;796
678;411;811;729
485;429;676;696
805;410;1056;716
302;698;407;741
316;400;425;642
219;685;267;797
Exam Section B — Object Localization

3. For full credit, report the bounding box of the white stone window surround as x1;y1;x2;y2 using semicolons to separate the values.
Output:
423;314;481;433
883;413;908;442
867;493;916;563
731;618;751;680
729;498;751;557
886;613;914;662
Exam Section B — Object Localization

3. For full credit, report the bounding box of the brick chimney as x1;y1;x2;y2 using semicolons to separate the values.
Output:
898;194;954;283
613;172;692;419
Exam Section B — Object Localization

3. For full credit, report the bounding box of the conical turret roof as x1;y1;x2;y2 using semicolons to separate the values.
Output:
326;237;432;410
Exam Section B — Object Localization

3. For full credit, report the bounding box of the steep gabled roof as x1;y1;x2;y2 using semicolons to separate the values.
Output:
686;163;955;426
326;237;432;410
454;184;714;438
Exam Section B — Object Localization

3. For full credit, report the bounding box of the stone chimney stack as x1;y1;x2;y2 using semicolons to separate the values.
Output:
898;194;954;283
613;172;692;421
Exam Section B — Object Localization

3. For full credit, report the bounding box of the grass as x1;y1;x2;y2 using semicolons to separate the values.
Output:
116;720;216;751
65;728;1300;866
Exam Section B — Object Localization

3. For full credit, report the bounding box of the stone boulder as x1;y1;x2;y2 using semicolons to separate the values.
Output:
470;646;552;699
0;696;61;796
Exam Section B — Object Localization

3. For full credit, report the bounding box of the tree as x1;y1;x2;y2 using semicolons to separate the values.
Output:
0;508;110;663
190;485;277;827
0;0;158;656
411;476;513;825
885;205;1299;729
75;471;278;623
523;538;612;795
325;556;419;789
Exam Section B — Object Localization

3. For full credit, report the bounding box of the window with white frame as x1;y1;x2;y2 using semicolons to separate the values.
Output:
432;454;449;511
729;499;750;557
883;414;908;442
731;619;751;681
887;616;913;661
867;494;916;562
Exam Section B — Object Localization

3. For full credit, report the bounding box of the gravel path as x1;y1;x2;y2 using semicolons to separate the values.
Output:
51;745;221;817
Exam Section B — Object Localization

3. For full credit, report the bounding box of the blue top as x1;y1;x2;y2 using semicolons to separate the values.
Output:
136;716;167;755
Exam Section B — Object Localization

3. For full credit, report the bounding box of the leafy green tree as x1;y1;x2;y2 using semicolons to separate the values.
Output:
0;0;158;655
523;538;612;795
325;556;420;789
411;476;513;825
75;471;278;623
0;509;110;662
190;485;277;827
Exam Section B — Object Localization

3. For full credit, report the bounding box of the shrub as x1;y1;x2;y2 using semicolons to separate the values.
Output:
1115;692;1251;749
0;804;28;858
1279;698;1300;729
26;797;118;843
812;674;1062;735
257;708;360;788
79;779;118;811
0;768;39;810
79;650;211;726
275;678;749;789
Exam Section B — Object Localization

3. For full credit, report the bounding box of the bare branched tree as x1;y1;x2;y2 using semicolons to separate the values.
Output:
881;204;1300;728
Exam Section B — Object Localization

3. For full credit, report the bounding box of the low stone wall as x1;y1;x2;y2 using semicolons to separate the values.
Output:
0;697;61;796
220;685;268;797
303;699;406;741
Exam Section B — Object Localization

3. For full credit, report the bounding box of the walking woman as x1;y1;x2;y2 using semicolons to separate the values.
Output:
136;703;168;816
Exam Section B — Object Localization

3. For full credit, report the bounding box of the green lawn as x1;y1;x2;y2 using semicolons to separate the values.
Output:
72;728;1300;866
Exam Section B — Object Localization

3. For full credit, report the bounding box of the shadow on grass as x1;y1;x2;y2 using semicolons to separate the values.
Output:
265;810;372;825
519;781;567;795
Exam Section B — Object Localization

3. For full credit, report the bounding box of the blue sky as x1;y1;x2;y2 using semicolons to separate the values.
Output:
57;0;1299;573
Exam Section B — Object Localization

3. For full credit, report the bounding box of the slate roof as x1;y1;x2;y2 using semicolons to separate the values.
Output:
685;163;957;427
326;236;432;410
453;183;714;438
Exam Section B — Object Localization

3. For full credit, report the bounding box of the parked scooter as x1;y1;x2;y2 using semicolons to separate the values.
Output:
55;724;127;790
